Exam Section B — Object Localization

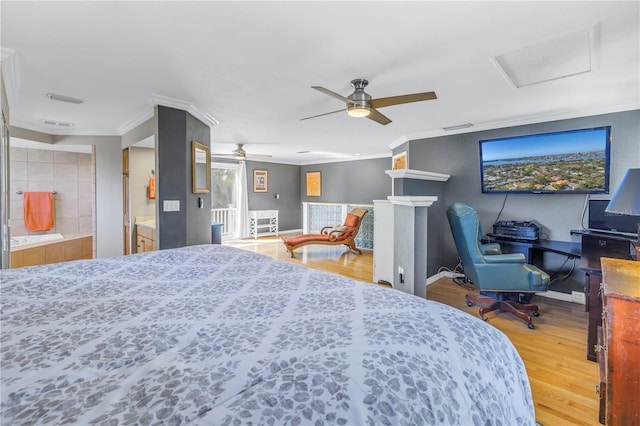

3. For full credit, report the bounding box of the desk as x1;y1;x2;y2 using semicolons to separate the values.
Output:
598;258;640;425
488;233;634;362
485;235;581;268
577;232;634;362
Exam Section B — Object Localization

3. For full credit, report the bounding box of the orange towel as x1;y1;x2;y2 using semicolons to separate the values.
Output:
23;192;54;232
148;177;156;200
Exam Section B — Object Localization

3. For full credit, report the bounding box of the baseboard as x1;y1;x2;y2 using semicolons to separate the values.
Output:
427;271;464;286
427;272;586;305
539;290;586;305
279;229;302;236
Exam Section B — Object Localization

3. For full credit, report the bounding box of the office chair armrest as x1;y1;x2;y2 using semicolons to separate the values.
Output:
525;264;551;289
484;253;526;264
480;243;502;255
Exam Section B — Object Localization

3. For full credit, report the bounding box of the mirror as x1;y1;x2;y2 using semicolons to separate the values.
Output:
192;141;210;193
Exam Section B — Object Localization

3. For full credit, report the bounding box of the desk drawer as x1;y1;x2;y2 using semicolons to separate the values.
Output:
250;210;278;219
582;235;630;256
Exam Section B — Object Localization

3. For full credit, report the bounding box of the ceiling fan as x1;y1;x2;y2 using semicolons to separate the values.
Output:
301;79;437;125
211;144;272;161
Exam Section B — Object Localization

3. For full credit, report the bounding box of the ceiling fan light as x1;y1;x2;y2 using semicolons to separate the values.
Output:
347;105;371;118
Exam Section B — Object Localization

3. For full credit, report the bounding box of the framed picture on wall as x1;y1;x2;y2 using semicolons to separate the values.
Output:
253;169;268;192
306;171;321;197
392;151;408;170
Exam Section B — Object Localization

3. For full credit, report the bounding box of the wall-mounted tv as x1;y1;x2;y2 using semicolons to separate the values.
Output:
480;126;611;194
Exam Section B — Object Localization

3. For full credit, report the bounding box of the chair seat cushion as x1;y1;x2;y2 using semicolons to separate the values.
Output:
284;232;351;246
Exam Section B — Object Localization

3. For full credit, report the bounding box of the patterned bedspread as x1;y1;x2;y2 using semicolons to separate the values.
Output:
1;245;535;425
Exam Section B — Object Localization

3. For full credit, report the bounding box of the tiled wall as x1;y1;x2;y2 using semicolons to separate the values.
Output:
9;147;95;237
306;203;374;249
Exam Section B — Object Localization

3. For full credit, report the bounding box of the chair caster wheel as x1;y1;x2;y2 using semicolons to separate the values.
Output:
466;300;473;307
481;315;488;321
532;310;540;317
528;322;535;329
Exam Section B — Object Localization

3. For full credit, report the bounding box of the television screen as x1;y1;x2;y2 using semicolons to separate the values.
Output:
479;126;611;194
588;199;639;236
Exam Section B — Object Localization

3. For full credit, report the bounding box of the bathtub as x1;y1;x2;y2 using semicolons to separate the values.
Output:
10;233;93;268
10;233;65;248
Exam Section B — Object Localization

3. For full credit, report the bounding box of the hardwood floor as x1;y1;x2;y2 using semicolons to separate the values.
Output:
227;236;600;426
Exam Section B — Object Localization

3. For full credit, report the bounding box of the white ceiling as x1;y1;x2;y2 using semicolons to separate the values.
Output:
1;1;638;165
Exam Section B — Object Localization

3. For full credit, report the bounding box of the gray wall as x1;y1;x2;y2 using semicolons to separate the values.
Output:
246;160;302;231
402;109;640;292
245;157;392;232
300;157;390;204
185;112;212;246
157;106;211;249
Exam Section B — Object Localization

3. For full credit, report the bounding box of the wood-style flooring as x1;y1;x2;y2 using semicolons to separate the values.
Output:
227;235;600;426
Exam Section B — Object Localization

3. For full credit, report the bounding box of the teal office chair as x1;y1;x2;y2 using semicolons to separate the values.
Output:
446;202;550;329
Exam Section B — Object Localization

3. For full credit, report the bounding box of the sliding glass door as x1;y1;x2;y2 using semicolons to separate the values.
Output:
211;162;240;238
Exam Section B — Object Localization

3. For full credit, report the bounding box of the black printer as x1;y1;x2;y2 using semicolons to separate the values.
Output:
491;220;541;241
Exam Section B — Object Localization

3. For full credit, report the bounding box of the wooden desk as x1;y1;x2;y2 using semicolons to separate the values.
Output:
598;258;640;425
485;235;581;269
579;233;634;362
488;233;634;362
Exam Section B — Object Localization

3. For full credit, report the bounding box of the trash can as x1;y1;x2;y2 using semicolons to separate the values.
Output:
211;222;223;245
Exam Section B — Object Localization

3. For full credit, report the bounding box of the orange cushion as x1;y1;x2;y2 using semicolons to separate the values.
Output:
284;234;329;246
283;230;353;247
344;213;359;228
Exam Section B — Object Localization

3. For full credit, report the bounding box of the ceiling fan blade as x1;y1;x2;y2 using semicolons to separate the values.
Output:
311;86;352;104
367;108;392;126
371;91;437;109
246;153;272;158
300;108;346;121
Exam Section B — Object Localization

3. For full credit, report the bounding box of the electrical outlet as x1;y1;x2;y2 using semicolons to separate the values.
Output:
398;266;404;284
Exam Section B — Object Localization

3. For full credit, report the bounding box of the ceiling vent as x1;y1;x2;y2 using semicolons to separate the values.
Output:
492;27;593;88
46;93;84;104
40;119;75;128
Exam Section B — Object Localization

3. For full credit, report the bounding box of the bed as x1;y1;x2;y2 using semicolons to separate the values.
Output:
1;244;535;425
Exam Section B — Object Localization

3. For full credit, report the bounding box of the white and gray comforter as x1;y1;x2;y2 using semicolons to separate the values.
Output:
1;244;535;425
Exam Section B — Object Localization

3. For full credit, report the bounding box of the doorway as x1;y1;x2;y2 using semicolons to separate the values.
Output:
3;138;96;268
211;161;241;238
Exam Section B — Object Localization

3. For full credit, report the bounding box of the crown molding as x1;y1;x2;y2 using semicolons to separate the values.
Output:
117;106;155;135
388;135;409;151
151;93;220;128
398;103;640;145
117;94;220;135
1;48;18;113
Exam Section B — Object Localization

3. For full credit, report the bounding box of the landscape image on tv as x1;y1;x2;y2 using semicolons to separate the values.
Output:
480;127;610;193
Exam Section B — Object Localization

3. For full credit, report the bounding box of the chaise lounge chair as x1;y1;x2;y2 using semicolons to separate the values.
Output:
282;208;368;258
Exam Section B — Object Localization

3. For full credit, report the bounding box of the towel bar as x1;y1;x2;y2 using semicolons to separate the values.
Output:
16;190;57;195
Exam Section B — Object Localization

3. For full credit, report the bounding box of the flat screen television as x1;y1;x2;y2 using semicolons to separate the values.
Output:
588;199;639;236
479;126;611;194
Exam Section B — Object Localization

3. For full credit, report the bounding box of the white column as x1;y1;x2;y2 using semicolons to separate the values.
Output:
388;196;438;298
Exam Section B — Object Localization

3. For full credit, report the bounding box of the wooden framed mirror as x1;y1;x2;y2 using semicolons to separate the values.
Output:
192;141;210;193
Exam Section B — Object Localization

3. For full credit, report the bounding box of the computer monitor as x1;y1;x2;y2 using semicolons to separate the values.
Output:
588;199;639;236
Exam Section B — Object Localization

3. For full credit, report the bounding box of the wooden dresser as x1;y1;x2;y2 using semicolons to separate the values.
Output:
597;258;640;425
